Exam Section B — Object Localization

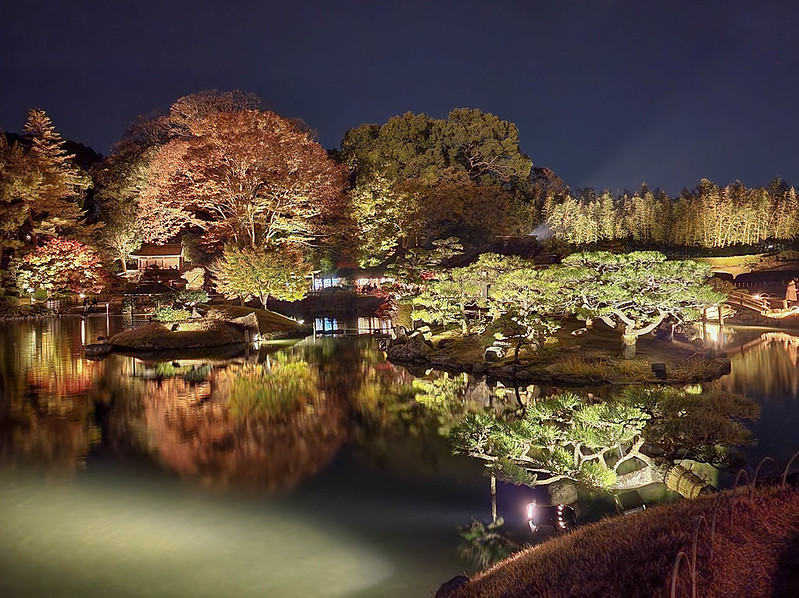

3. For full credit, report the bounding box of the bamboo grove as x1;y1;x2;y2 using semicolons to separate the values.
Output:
543;179;798;249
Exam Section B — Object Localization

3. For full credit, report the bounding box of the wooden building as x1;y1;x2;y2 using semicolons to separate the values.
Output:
129;243;183;273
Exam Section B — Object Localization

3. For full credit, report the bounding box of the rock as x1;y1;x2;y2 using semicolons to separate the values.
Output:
390;325;408;339
84;343;113;360
515;369;534;381
488;365;517;379
484;347;503;362
408;331;434;347
436;338;454;349
393;334;409;345
435;575;469;598
430;355;455;367
386;337;433;362
548;481;579;505
714;358;731;376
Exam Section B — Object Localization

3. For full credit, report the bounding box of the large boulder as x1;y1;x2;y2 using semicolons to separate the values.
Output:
386;337;434;363
548;481;579;505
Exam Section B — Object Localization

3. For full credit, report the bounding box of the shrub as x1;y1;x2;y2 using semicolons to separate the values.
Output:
175;289;209;306
151;306;190;322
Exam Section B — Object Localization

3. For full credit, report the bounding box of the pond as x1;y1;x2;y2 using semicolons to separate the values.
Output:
0;316;797;597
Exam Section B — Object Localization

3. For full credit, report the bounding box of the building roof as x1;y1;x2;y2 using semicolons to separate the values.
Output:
129;243;183;257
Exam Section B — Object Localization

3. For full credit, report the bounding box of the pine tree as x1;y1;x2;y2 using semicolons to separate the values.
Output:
22;109;91;241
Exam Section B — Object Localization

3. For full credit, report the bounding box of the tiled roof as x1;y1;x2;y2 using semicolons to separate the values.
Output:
129;243;183;257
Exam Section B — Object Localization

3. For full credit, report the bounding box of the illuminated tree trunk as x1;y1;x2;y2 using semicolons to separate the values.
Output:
490;474;497;524
621;332;637;360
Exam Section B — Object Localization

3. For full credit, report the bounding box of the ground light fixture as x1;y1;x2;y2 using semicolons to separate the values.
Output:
526;500;576;533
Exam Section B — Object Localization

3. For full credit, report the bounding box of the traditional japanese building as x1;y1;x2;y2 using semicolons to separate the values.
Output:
128;243;183;272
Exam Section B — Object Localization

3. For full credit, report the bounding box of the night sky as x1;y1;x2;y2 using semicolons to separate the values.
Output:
2;0;798;195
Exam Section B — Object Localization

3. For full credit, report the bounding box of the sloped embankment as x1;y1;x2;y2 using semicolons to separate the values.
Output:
446;485;799;598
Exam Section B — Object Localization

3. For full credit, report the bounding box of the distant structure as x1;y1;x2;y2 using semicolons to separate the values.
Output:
128;243;183;273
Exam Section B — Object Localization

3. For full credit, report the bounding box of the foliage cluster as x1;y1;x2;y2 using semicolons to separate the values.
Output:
340;109;533;265
151;306;191;322
451;392;649;490
16;237;107;296
227;357;319;422
449;385;757;491
211;245;311;307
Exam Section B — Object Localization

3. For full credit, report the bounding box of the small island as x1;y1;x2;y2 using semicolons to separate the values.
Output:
382;248;731;386
86;305;309;358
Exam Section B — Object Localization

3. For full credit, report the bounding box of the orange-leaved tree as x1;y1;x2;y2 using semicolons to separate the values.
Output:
138;110;347;249
16;237;107;296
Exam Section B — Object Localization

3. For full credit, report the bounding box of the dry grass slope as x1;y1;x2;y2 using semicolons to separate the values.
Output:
451;486;799;598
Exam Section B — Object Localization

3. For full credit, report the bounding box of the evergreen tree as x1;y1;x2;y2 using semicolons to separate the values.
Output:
21;109;91;241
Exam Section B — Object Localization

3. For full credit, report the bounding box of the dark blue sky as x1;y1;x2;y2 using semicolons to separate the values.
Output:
2;0;798;194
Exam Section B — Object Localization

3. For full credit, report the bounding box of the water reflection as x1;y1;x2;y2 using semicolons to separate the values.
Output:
2;317;799;593
0;317;121;474
721;331;799;398
135;353;349;494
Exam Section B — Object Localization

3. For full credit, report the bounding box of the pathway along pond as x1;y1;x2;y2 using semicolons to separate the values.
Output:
0;316;796;598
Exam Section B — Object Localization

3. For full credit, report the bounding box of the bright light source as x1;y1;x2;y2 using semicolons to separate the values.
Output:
526;501;535;520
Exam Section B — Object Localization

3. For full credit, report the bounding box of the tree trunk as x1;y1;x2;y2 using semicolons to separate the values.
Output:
620;333;637;359
490;475;497;524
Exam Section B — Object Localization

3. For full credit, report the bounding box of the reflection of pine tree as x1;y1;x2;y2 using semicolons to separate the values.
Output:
458;518;520;572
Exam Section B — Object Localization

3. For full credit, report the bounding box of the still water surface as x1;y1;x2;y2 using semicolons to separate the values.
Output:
0;317;797;597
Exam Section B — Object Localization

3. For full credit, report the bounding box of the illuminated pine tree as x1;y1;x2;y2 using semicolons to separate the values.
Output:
22;109;91;241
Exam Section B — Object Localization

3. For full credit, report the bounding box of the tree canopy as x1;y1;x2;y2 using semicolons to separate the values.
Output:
16;237;107;296
139;109;347;250
555;251;725;357
212;245;311;307
339;109;533;265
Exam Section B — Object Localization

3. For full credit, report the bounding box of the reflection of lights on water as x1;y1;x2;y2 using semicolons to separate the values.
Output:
80;319;85;345
0;473;393;598
703;322;720;344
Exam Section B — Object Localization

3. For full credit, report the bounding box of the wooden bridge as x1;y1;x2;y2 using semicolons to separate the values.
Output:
724;290;772;314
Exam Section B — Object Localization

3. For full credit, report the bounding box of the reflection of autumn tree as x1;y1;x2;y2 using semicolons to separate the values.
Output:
0;319;102;472
138;354;347;494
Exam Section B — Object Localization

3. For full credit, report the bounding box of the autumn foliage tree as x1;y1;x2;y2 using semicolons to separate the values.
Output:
16;237;107;296
139;110;347;250
212;245;311;307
